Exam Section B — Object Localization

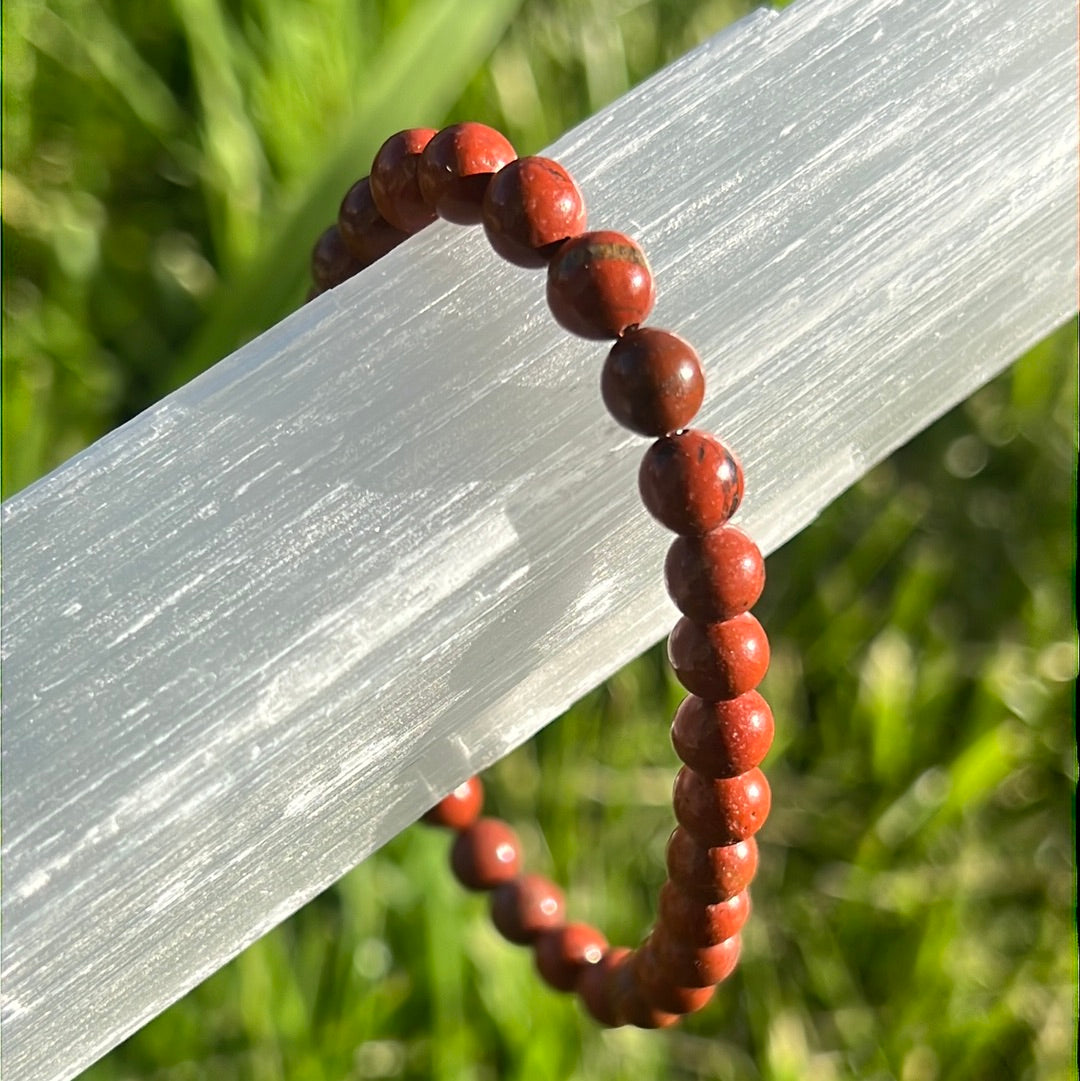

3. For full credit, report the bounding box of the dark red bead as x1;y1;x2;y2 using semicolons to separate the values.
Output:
482;156;587;267
576;946;631;1026
338;176;410;264
668;613;770;700
634;946;716;1014
665;828;759;902
546;230;655;340
644;926;742;987
638;430;744;535
673;766;771;846
490;874;565;945
671;692;774;777
311;224;363;290
418;122;517;225
657;881;751;946
535;923;608;992
665;527;765;623
600;327;705;436
422;776;484;829
370;128;439;233
610;954;680;1029
450;817;522;891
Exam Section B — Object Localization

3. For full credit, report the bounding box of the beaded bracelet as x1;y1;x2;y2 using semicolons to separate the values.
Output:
309;122;774;1030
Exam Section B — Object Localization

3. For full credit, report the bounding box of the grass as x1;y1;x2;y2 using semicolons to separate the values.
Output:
3;1;1076;1079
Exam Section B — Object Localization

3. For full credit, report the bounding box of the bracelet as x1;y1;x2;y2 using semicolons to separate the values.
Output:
309;123;774;1029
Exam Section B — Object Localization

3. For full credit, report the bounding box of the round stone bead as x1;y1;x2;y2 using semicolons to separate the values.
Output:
644;926;742;988
665;527;765;623
370;128;439;233
311;224;363;290
422;776;484;829
600;327;705;436
490;874;565;945
671;692;775;777
534;923;608;992
338;176;410;264
634;947;716;1014
417;122;517;224
450;817;522;891
546;230;655;340
673;766;772;847
657;881;751;946
665;828;759;902
482;156;587;267
576;946;631;1026
638;430;744;535
668;613;770;700
610;955;680;1029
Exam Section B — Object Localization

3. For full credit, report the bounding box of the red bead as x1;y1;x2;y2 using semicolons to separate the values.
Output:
311;224;363;290
665;828;759;901
600;327;705;436
482;156;587;267
610;954;680;1028
418;122;517;225
450;817;522;891
673;766;772;846
671;692;775;777
490;874;565;944
422;777;484;829
638;430;744;535
338;176;410;264
668;613;770;700
657;881;751;946
665;527;765;623
576;946;631;1026
546;230;655;340
634;947;716;1014
535;923;608;992
644;926;742;987
370;128;439;233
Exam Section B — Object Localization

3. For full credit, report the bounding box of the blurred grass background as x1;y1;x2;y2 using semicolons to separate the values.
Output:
2;0;1076;1079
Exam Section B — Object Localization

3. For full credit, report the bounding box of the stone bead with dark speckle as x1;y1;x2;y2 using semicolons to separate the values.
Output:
450;817;521;891
634;946;716;1014
665;828;759;901
490;874;566;944
418;122;517;224
671;692;775;777
639;430;744;535
370;128;439;233
535;923;608;992
665;527;765;623
673;766;772;846
668;613;770;700
657;881;752;946
546;230;655;340
482;157;587;267
644;927;742;988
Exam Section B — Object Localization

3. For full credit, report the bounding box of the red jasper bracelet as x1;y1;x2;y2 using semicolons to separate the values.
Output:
309;122;774;1030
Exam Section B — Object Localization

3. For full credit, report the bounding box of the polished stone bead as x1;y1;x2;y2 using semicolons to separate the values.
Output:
665;527;765;623
671;692;775;777
418;122;517;224
673;766;772;846
634;945;716;1014
422;776;484;830
449;817;522;891
638;430;744;535
576;946;631;1026
370;128;439;233
546;230;655;340
338;176;410;264
310;224;363;290
644;926;741;987
490;874;565;945
668;613;770;700
657;881;751;946
665;828;759;901
600;327;705;436
534;923;608;992
610;954;681;1028
482;156;587;267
